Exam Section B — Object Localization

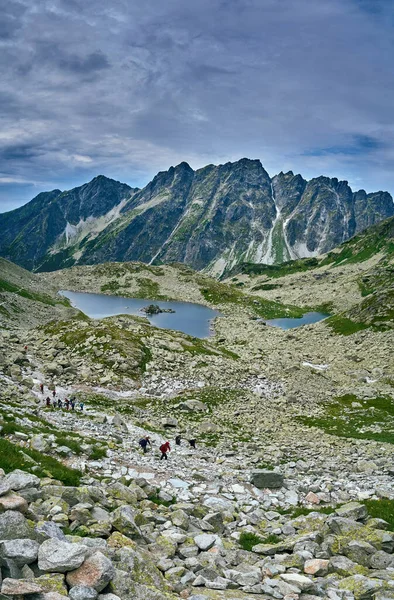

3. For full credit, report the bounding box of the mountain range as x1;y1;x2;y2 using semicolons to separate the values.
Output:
0;158;393;275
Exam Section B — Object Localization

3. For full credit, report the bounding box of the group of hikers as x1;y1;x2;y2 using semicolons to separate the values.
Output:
39;383;84;412
139;434;197;460
39;380;195;462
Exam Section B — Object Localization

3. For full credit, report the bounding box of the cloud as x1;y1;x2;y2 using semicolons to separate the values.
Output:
1;0;394;211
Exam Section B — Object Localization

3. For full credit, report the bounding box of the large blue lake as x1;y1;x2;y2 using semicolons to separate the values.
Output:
60;290;221;338
265;311;329;330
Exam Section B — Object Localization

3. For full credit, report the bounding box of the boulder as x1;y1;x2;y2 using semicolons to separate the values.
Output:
35;520;67;541
0;510;36;540
0;493;28;513
251;470;284;489
38;539;87;573
0;538;39;566
3;470;40;491
1;578;43;595
304;558;329;576
66;552;115;592
69;587;99;600
199;422;217;433
280;573;314;592
338;574;384;600
180;400;207;412
45;362;63;376
194;534;217;551
111;505;141;539
162;417;178;428
171;509;190;530
30;435;49;453
335;502;368;521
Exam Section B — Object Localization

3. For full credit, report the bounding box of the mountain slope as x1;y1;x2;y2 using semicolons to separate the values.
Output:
0;160;393;274
226;215;394;333
0;257;78;328
0;176;134;271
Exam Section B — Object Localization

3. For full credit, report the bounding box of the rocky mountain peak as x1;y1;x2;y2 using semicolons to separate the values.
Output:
1;159;394;273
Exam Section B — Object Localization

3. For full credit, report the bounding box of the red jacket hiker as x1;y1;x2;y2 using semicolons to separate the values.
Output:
160;441;171;460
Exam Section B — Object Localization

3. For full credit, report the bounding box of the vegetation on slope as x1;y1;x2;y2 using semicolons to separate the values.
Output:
227;215;394;280
298;394;394;445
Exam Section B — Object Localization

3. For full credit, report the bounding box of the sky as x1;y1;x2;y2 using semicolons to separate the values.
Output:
1;0;394;212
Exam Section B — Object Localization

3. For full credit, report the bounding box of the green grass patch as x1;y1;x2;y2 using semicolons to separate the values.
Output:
298;394;394;445
147;492;176;507
256;462;274;470
325;315;370;336
363;499;394;531
55;436;83;455
239;531;281;551
198;276;304;318
226;258;320;280
0;438;82;486
0;278;61;306
90;446;107;460
252;283;283;291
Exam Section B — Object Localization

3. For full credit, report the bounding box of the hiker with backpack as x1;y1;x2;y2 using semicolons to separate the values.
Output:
175;434;181;446
139;436;151;454
160;441;171;460
189;438;197;449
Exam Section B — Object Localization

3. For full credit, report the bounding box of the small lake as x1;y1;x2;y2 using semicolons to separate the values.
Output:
265;311;329;330
60;290;221;339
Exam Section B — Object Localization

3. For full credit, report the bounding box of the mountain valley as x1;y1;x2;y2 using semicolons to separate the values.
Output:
0;211;393;599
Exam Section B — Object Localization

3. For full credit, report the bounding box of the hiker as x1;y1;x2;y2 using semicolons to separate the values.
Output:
65;398;69;410
40;383;44;393
79;402;84;411
175;434;181;446
189;438;196;449
52;389;56;398
71;400;75;411
52;399;57;409
160;441;171;460
139;436;151;454
46;397;51;407
57;398;62;408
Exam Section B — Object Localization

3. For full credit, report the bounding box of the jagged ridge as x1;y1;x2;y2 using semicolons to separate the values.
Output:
0;159;393;275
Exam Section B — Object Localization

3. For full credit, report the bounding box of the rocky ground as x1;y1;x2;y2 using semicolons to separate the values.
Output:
0;255;394;600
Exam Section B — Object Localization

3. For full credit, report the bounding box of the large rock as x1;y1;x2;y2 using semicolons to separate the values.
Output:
0;538;39;566
0;493;28;513
38;539;87;573
1;578;43;595
0;510;36;540
30;435;49;452
304;558;329;576
3;470;40;491
110;505;141;539
171;509;190;530
194;534;217;551
338;574;384;600
251;470;284;489
69;587;98;600
180;400;207;412
335;502;368;521
67;552;115;592
45;362;63;376
35;520;67;541
280;573;314;592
